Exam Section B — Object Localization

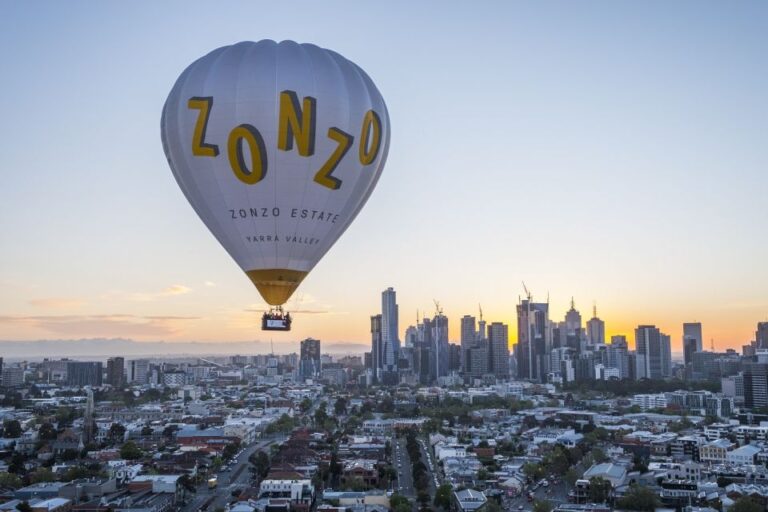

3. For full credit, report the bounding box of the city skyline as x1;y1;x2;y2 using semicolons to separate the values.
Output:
1;2;767;350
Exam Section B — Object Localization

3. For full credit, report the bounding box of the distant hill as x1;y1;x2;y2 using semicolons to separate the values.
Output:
0;338;368;361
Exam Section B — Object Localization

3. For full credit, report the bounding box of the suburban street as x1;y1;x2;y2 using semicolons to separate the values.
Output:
418;437;439;500
503;478;570;511
393;437;415;497
182;434;286;512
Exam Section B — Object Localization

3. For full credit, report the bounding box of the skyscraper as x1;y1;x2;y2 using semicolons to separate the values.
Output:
634;325;671;380
300;338;321;380
467;341;489;380
460;315;476;372
381;288;400;366
128;359;149;384
683;337;698;366
432;313;449;379
586;305;605;345
660;333;672;377
684;322;703;351
516;298;550;382
106;357;125;388
564;299;584;352
744;362;768;409
757;322;768;350
607;335;630;379
404;326;418;348
66;362;103;387
488;322;510;379
371;314;383;379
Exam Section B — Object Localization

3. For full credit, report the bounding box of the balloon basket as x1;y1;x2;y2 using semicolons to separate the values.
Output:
262;306;292;331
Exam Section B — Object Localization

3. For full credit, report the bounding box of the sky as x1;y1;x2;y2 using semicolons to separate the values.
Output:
0;1;766;353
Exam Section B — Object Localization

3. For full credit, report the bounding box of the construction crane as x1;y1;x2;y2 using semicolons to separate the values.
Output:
433;299;443;316
478;303;483;323
522;281;532;301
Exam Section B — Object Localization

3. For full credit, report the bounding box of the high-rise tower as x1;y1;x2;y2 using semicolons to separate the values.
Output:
635;325;671;379
381;288;399;372
516;297;550;382
586;304;605;345
488;322;510;379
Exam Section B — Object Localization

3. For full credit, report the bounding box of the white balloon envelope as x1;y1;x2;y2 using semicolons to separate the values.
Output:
161;40;390;308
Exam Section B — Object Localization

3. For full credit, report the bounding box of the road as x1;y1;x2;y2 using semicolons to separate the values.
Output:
393;437;415;497
418;437;439;499
182;434;286;512
503;479;570;512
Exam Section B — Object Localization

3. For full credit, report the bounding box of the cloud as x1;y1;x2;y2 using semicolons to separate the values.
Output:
204;281;216;287
28;297;86;310
161;285;192;296
0;314;198;337
123;284;193;302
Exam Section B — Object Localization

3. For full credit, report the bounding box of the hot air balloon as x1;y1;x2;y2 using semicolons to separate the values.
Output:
161;40;390;330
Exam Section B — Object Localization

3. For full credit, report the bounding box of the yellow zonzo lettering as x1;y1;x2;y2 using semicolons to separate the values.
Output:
187;97;219;157
278;90;316;157
228;124;268;185
359;109;382;165
314;127;353;190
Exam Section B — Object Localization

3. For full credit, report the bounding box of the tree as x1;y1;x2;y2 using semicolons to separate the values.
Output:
8;452;25;473
731;497;763;512
591;447;607;463
38;422;57;441
588;477;612;503
434;483;453;509
223;441;240;461
717;476;734;488
314;407;329;427
3;420;22;438
477;468;489;481
631;454;648;473
522;462;544;482
533;500;553;512
543;446;570;475
15;502;32;512
178;474;196;493
299;397;312;413
565;468;580;488
334;397;348;416
29;468;54;484
390;494;412;512
250;450;270;480
163;424;179;438
615;484;660;511
485;500;503;512
108;423;127;443
120;441;143;460
0;472;22;489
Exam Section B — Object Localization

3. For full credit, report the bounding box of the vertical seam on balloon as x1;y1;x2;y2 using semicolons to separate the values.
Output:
350;68;390;230
283;41;318;274
281;41;306;271
239;41;270;275
310;46;352;272
326;54;377;260
170;47;234;280
204;43;260;279
271;42;280;271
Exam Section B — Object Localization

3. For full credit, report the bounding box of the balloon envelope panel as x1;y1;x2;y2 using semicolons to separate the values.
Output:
161;40;390;305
